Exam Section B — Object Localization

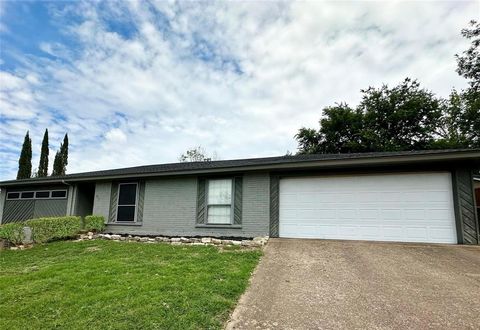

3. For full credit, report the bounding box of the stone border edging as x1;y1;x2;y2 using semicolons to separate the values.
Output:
78;233;269;248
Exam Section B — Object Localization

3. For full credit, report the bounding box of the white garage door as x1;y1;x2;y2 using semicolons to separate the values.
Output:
279;173;457;244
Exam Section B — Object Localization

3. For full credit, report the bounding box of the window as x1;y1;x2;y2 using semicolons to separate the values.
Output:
207;179;233;224
6;189;67;200
116;183;137;222
51;190;67;199
21;192;34;199
6;192;20;200
35;191;50;199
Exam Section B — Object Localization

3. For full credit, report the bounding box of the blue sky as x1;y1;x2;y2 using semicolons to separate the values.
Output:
0;0;477;180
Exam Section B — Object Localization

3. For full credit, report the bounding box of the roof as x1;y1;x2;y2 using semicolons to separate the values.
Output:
1;149;479;187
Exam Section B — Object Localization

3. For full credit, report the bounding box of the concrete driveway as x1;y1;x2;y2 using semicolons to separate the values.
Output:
226;239;480;330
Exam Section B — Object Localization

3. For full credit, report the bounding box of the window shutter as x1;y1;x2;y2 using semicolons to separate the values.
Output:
196;178;207;224
233;176;243;225
137;181;145;223
109;183;118;223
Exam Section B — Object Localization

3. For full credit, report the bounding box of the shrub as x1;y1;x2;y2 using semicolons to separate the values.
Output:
0;223;25;245
27;216;82;243
83;215;105;232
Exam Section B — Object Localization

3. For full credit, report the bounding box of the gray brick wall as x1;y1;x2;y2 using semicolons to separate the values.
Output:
92;182;112;220
104;172;270;238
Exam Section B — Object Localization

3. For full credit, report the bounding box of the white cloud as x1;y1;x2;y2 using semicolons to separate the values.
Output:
0;0;477;180
105;128;127;144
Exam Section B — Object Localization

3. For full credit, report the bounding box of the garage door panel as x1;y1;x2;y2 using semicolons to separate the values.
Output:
427;209;453;220
382;226;404;238
358;226;381;238
358;209;379;219
279;173;457;244
405;209;426;220
429;227;457;242
381;209;403;220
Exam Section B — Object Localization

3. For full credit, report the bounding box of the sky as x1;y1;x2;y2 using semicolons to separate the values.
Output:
0;0;477;180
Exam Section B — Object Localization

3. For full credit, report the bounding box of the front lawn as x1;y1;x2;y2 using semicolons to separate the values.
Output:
0;240;261;329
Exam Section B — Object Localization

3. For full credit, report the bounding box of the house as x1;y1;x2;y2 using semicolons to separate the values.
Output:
0;149;479;245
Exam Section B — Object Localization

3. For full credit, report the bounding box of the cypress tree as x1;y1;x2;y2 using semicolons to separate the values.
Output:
61;133;68;175
52;133;69;176
37;129;49;177
52;150;62;176
17;131;32;179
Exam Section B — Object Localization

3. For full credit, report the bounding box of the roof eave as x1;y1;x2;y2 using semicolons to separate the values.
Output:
1;150;479;187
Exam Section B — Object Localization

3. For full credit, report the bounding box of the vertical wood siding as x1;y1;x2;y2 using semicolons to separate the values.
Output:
269;175;280;237
196;178;206;224
3;198;68;223
137;181;146;222
33;200;68;218
233;177;243;225
2;200;35;223
109;184;119;223
453;169;479;244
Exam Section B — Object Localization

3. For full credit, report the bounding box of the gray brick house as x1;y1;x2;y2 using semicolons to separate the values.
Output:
1;149;479;244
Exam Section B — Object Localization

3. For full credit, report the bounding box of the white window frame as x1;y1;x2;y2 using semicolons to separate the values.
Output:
35;191;51;199
116;182;139;222
6;192;21;200
206;178;234;225
50;190;68;199
5;189;68;200
20;191;35;200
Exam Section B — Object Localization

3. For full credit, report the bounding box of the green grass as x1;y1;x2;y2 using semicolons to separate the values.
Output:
0;240;261;329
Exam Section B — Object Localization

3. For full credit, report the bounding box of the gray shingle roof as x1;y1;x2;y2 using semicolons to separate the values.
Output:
1;149;479;186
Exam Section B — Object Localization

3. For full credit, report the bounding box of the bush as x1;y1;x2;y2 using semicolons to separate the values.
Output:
83;215;105;232
0;223;25;245
27;216;82;243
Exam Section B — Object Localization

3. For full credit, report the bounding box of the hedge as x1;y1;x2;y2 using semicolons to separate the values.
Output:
0;223;25;245
83;215;105;232
27;216;82;243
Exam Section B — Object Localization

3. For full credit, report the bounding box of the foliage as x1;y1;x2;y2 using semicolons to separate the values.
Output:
456;20;479;91
37;129;49;177
359;79;441;151
433;89;480;148
0;223;25;245
26;216;81;243
0;240;261;329
52;134;69;176
296;79;445;153
83;215;105;232
16;131;32;179
296;22;480;154
179;146;217;162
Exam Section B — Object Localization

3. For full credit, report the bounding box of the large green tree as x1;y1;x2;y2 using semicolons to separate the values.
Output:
17;131;32;179
296;79;442;154
434;89;480;148
456;20;479;91
296;21;480;154
37;129;49;177
359;79;441;151
295;104;365;154
52;134;69;176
